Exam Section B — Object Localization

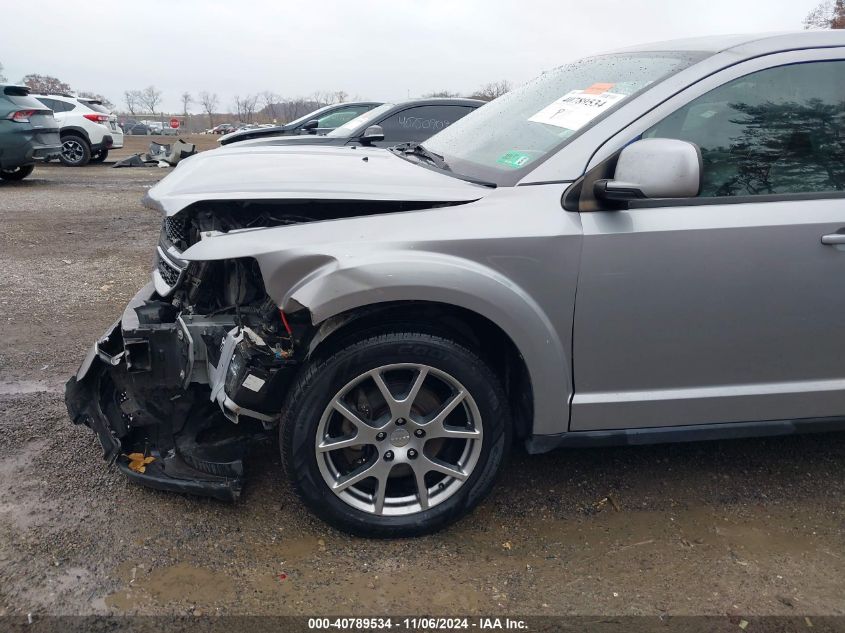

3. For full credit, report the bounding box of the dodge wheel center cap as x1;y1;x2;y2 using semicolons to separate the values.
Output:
390;428;411;447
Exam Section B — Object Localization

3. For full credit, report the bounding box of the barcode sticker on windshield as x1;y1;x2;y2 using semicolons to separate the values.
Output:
529;89;626;131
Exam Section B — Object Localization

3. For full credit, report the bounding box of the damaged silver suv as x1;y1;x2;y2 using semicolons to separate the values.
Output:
68;31;845;536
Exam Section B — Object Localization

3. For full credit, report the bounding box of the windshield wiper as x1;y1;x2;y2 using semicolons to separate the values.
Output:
389;143;497;188
392;143;451;171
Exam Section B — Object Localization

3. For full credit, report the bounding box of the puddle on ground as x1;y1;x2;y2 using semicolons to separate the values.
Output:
105;563;235;610
249;567;485;612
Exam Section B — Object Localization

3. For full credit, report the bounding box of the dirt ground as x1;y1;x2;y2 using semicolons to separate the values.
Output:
1;135;844;620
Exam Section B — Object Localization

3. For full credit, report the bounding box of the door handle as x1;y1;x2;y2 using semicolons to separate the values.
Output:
821;233;845;245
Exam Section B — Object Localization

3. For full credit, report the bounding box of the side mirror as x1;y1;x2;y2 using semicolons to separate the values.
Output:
595;138;702;201
359;125;385;146
301;119;319;134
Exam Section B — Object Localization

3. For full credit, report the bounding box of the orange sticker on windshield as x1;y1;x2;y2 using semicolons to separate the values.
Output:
583;83;615;95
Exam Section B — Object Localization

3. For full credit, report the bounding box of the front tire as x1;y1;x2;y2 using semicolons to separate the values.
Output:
281;332;511;537
0;164;35;181
59;135;91;166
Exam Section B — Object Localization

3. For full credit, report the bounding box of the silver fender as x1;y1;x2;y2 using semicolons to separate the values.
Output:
279;251;569;435
179;187;580;436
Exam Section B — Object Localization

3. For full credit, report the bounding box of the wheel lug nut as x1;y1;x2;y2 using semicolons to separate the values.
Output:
396;418;406;426
407;449;417;459
376;432;386;441
414;429;425;438
384;450;394;461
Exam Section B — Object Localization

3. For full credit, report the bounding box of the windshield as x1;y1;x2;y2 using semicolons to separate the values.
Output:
327;103;394;137
423;52;705;185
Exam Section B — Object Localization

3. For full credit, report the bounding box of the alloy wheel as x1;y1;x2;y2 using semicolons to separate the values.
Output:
62;139;85;163
315;363;483;516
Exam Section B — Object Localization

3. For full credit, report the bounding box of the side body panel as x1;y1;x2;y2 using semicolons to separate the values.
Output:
571;47;845;430
574;199;845;429
181;184;582;436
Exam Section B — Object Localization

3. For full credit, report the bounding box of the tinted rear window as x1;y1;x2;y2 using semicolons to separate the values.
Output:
81;101;110;114
10;94;51;110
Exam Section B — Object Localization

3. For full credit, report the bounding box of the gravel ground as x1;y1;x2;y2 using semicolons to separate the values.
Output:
1;137;844;619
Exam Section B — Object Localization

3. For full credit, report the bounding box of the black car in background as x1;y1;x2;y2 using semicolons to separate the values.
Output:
0;85;61;181
120;119;153;135
219;101;382;145
221;98;483;149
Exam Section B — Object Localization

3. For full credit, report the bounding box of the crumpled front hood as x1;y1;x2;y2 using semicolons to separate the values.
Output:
143;144;491;216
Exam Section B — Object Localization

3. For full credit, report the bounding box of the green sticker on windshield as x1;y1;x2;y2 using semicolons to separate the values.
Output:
497;150;532;169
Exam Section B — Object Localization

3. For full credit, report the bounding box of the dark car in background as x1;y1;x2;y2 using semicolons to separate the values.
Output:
125;122;152;136
209;123;237;135
219;101;381;144
0;85;61;181
221;98;483;148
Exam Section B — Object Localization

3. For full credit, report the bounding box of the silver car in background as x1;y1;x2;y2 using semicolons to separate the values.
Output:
67;31;845;536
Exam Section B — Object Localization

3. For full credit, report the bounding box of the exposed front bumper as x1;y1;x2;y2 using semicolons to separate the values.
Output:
65;283;265;501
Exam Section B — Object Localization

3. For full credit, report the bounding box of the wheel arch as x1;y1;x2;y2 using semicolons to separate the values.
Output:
59;126;91;143
305;300;536;441
278;255;571;437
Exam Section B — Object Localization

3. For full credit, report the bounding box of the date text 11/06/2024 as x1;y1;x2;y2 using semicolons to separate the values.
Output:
307;617;528;630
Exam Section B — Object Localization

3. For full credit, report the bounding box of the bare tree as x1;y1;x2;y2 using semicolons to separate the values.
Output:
232;95;243;122
178;92;192;131
242;94;259;123
0;62;6;83
470;80;512;102
423;90;459;98
277;97;313;123
312;90;335;106
124;90;141;115
140;85;163;117
199;91;219;127
21;74;72;94
333;90;348;104
804;0;845;28
78;92;114;109
260;91;281;122
231;94;260;124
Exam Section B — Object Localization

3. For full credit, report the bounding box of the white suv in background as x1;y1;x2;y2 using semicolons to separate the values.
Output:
32;94;123;166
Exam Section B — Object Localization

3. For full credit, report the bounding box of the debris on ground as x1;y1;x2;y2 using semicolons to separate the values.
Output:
113;139;197;168
594;493;621;512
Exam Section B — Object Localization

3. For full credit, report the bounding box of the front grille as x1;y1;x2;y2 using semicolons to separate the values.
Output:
163;216;188;248
157;253;182;287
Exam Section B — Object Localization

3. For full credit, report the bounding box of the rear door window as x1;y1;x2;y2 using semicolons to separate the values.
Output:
36;97;62;111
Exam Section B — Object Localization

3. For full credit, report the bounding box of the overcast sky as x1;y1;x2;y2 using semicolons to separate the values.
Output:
0;0;821;113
